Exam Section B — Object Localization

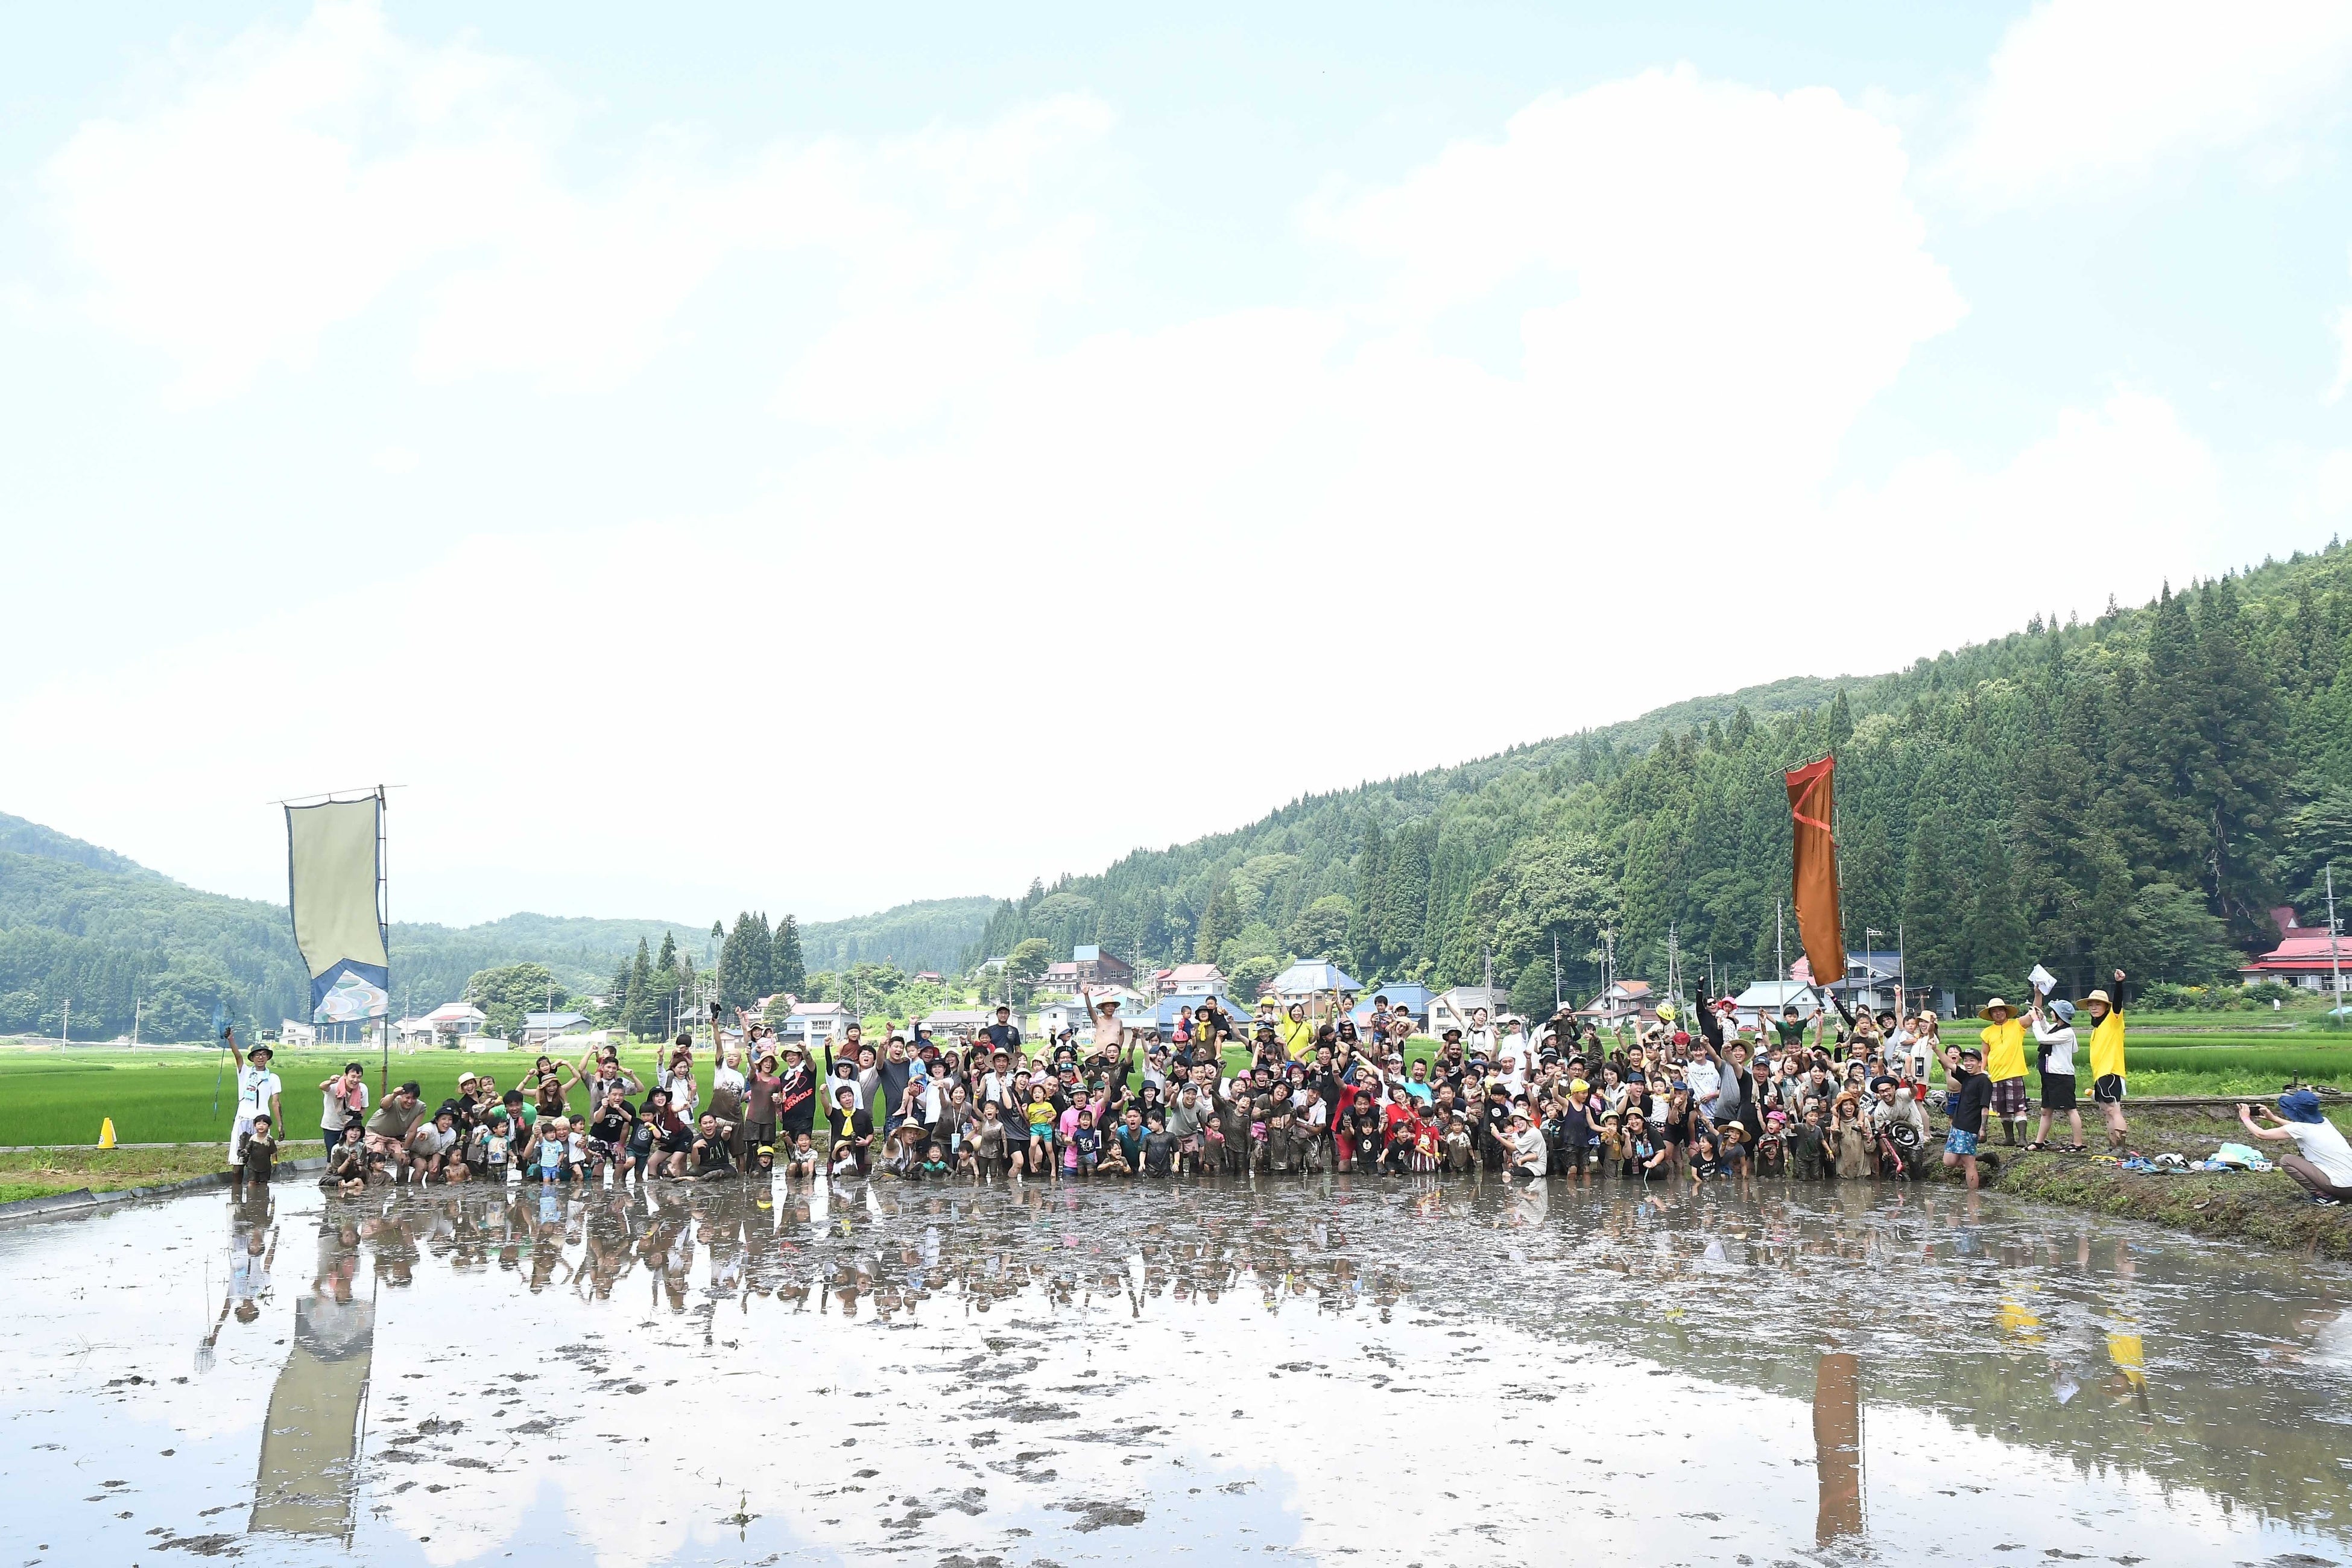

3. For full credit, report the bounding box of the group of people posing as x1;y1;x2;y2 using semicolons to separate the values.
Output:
222;973;2152;1198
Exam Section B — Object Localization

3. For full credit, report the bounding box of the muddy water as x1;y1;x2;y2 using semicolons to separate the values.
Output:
2;1175;2348;1567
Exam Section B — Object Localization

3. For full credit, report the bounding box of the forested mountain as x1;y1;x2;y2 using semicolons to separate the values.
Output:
970;542;2352;1017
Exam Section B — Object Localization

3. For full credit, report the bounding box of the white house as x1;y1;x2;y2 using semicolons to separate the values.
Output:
777;1001;857;1054
1731;981;1824;1031
521;1011;592;1048
277;1019;318;1047
1573;981;1655;1026
1429;985;1513;1038
1037;999;1099;1038
419;1001;488;1045
1158;963;1227;998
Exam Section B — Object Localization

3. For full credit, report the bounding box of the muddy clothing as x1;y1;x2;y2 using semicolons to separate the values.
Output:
240;1132;277;1184
366;1101;424;1143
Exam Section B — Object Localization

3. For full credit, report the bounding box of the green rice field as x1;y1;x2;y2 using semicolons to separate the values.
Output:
0;1046;719;1148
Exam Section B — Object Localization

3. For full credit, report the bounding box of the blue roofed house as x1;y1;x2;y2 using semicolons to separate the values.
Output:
1351;982;1435;1030
1270;961;1361;1006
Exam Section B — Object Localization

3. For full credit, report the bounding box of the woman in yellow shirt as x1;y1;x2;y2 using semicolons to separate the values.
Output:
1977;997;2029;1146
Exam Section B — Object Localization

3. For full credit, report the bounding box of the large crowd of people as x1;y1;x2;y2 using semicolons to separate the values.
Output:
217;971;2164;1199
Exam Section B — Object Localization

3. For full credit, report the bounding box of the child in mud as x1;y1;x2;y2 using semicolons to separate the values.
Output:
1755;1112;1788;1176
973;1108;1007;1178
785;1133;818;1181
917;1141;951;1180
1215;1087;1251;1174
237;1114;277;1189
1687;1129;1720;1184
1596;1111;1625;1177
1437;1111;1473;1173
1792;1107;1827;1178
536;1117;571;1184
1071;1109;1102;1176
1024;1083;1058;1176
1141;1113;1176;1176
955;1140;981;1178
624;1107;656;1184
321;1119;370;1195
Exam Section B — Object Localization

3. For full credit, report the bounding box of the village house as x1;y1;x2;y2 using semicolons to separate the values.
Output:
1573;980;1656;1028
2244;906;2348;991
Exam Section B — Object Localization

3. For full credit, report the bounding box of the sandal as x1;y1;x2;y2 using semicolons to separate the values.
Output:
2063;1145;2088;1154
2023;1140;2049;1151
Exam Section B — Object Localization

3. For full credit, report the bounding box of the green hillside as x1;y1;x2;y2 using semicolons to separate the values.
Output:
969;542;2352;1015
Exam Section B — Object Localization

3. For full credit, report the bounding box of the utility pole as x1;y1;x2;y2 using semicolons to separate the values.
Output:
1865;929;1882;1011
2329;865;2344;1031
1776;900;1786;985
60;996;70;1045
1552;932;1561;1013
132;996;141;1048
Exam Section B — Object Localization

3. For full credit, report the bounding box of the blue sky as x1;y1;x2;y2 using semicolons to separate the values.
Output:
4;1;2351;926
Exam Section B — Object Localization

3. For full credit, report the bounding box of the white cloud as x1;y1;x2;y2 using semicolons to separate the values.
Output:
36;0;1114;402
1827;387;2222;635
1939;0;2352;210
5;10;2276;925
2331;300;2352;403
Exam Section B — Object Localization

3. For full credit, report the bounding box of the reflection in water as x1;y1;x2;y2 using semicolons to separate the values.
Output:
250;1212;374;1541
4;1173;2352;1566
1813;1351;1863;1546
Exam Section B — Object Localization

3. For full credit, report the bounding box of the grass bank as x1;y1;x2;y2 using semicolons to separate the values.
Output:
0;1142;327;1204
1962;1107;2352;1257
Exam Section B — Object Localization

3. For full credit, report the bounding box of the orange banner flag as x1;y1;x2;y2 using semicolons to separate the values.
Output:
1785;756;1844;990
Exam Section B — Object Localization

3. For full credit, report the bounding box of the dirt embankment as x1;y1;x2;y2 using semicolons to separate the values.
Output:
1961;1105;2352;1257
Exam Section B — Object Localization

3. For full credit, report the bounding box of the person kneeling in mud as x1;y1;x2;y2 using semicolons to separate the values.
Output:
2240;1090;2352;1204
684;1113;737;1181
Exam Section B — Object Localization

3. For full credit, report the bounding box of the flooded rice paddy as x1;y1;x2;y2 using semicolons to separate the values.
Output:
1;1174;2348;1567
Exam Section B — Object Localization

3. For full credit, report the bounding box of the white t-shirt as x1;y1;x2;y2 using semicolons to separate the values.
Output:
2032;1020;2077;1077
320;1077;368;1132
2284;1119;2352;1188
409;1123;457;1158
1511;1127;1548;1175
236;1066;282;1122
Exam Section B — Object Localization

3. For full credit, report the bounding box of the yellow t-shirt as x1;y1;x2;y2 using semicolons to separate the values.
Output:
1981;1017;2027;1083
1280;1015;1317;1063
2087;1008;2126;1081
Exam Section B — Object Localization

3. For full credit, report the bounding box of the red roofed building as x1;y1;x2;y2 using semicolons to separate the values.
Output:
2243;908;2347;990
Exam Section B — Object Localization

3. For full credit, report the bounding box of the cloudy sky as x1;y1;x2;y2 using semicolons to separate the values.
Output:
5;0;2352;927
